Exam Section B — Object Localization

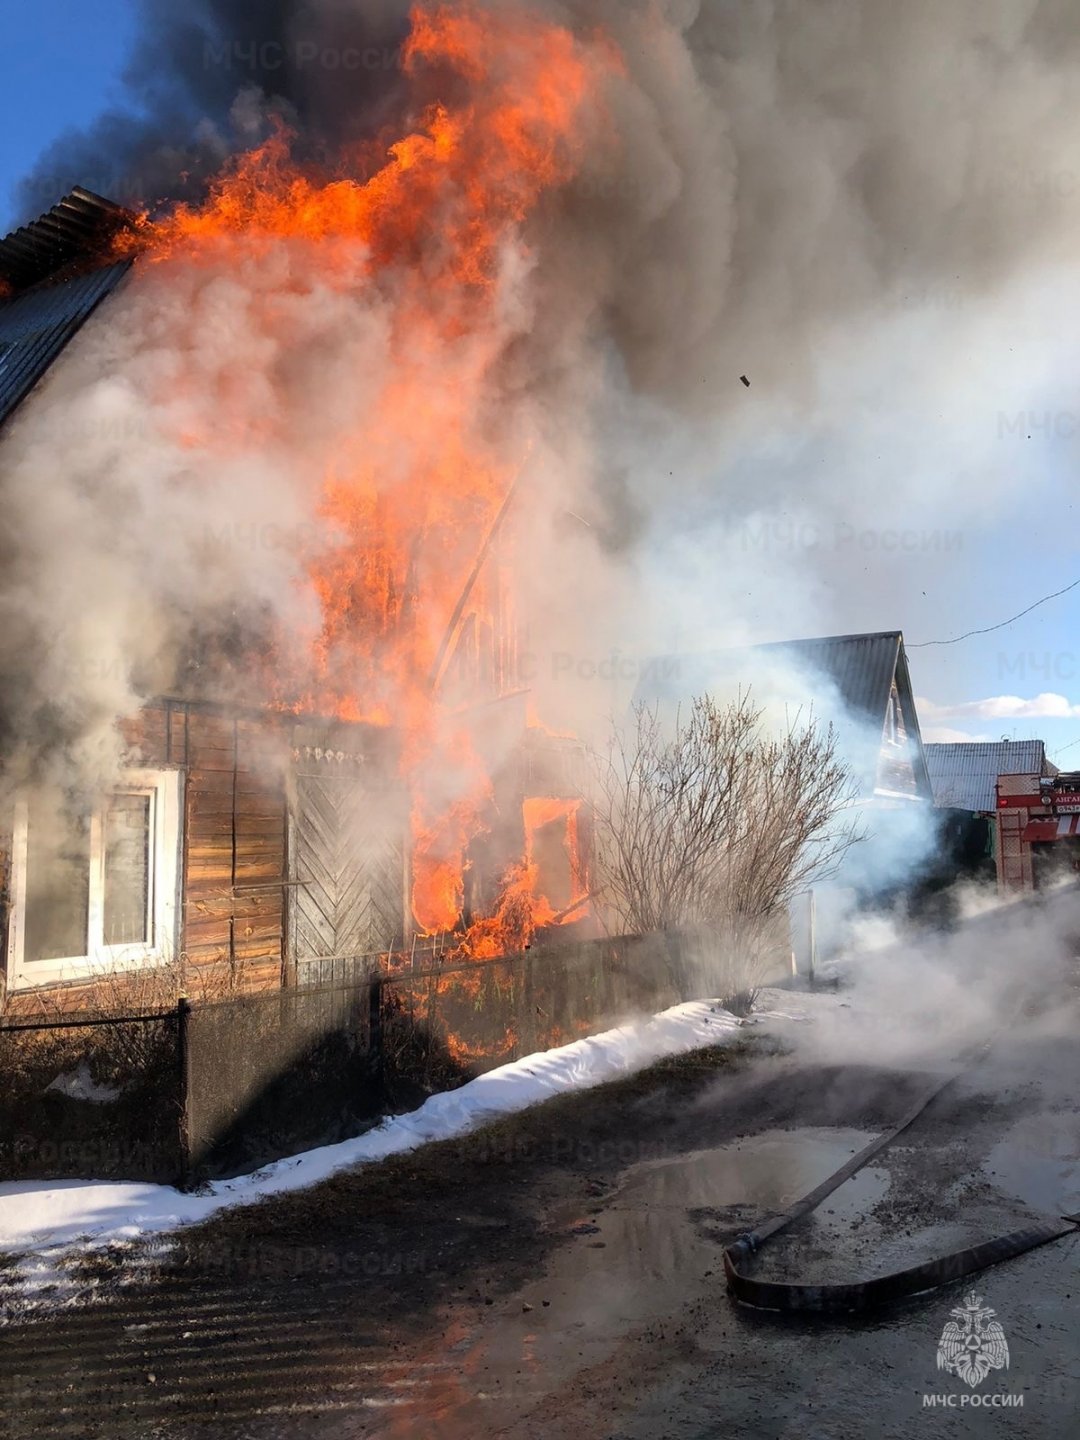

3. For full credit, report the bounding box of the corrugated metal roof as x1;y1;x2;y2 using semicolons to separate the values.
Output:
636;631;933;800
0;188;135;294
0;261;133;429
924;740;1055;812
640;632;903;721
753;632;903;725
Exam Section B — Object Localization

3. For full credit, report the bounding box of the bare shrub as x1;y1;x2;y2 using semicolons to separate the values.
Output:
4;955;242;1081
588;694;864;1006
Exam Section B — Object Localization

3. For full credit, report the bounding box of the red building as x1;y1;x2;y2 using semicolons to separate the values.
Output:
924;740;1063;893
997;769;1080;892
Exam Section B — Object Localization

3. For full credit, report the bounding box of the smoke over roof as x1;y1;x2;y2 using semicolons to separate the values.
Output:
4;0;1080;798
19;2;1080;412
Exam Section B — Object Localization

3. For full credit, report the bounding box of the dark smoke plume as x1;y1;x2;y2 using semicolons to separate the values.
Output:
17;0;414;222
7;0;1080;798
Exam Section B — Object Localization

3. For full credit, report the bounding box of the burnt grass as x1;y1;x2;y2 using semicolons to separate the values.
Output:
0;1031;963;1438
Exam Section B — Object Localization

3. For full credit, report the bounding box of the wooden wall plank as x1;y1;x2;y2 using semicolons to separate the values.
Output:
175;704;288;990
119;705;171;768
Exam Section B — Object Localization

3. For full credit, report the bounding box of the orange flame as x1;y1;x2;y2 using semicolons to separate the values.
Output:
125;3;612;949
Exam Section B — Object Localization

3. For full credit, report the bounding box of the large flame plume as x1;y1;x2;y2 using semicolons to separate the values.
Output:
118;2;618;949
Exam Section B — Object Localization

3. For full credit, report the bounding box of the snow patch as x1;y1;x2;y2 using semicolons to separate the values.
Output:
44;1062;123;1104
0;997;744;1307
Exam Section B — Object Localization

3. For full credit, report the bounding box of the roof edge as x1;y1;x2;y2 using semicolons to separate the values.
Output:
0;188;140;297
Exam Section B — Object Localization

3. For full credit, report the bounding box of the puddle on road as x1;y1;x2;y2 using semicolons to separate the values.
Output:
985;1112;1080;1216
361;1127;887;1437
612;1127;887;1221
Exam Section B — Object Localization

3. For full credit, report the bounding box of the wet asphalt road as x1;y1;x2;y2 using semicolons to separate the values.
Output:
348;933;1080;1440
611;1037;1080;1440
3;901;1079;1439
352;1016;1080;1440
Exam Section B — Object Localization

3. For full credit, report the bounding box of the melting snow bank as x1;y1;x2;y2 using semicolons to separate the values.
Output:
0;999;744;1308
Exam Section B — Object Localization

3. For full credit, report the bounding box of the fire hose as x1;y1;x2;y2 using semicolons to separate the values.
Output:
723;1050;1080;1314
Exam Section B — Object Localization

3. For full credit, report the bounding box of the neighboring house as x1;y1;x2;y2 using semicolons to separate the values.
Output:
924;739;1057;814
639;631;934;966
641;631;934;807
924;740;1060;892
0;192;584;1014
764;630;933;805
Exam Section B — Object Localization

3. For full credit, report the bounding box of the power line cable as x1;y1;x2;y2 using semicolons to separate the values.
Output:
909;577;1080;648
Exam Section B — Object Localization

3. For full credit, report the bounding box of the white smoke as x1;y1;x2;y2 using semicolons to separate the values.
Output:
5;0;1080;827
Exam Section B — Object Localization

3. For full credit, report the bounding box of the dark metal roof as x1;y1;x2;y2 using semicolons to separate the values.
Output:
640;632;904;721
636;631;933;800
0;261;133;429
0;188;136;295
924;740;1057;812
749;632;905;726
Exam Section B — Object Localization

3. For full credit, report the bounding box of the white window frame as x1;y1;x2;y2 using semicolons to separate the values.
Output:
7;769;182;991
884;688;904;748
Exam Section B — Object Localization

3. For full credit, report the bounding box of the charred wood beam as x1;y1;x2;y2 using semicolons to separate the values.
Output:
427;455;528;695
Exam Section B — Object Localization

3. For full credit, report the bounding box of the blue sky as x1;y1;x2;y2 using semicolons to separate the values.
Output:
0;0;135;232
3;1;1080;765
904;458;1080;763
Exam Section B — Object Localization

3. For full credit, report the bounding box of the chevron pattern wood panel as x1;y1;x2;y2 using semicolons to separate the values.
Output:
288;765;405;975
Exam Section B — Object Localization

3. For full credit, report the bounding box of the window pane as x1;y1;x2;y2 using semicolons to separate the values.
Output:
104;793;151;946
24;790;90;964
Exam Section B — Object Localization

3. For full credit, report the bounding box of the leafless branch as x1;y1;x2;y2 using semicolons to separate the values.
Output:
587;693;864;1002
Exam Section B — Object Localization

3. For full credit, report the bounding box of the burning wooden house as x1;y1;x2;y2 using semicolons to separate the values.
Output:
0;190;592;1015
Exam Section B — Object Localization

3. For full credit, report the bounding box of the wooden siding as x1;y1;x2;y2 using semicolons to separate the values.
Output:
288;728;407;986
1;697;582;1013
120;702;292;996
5;701;294;1011
165;704;289;992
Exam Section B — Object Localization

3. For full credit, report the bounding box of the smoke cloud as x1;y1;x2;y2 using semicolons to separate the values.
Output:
5;0;1080;835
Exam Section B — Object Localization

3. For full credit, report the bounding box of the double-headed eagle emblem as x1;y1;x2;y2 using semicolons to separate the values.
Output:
936;1292;1010;1388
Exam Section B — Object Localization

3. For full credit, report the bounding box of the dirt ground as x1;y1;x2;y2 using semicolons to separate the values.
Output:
1;952;1079;1439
